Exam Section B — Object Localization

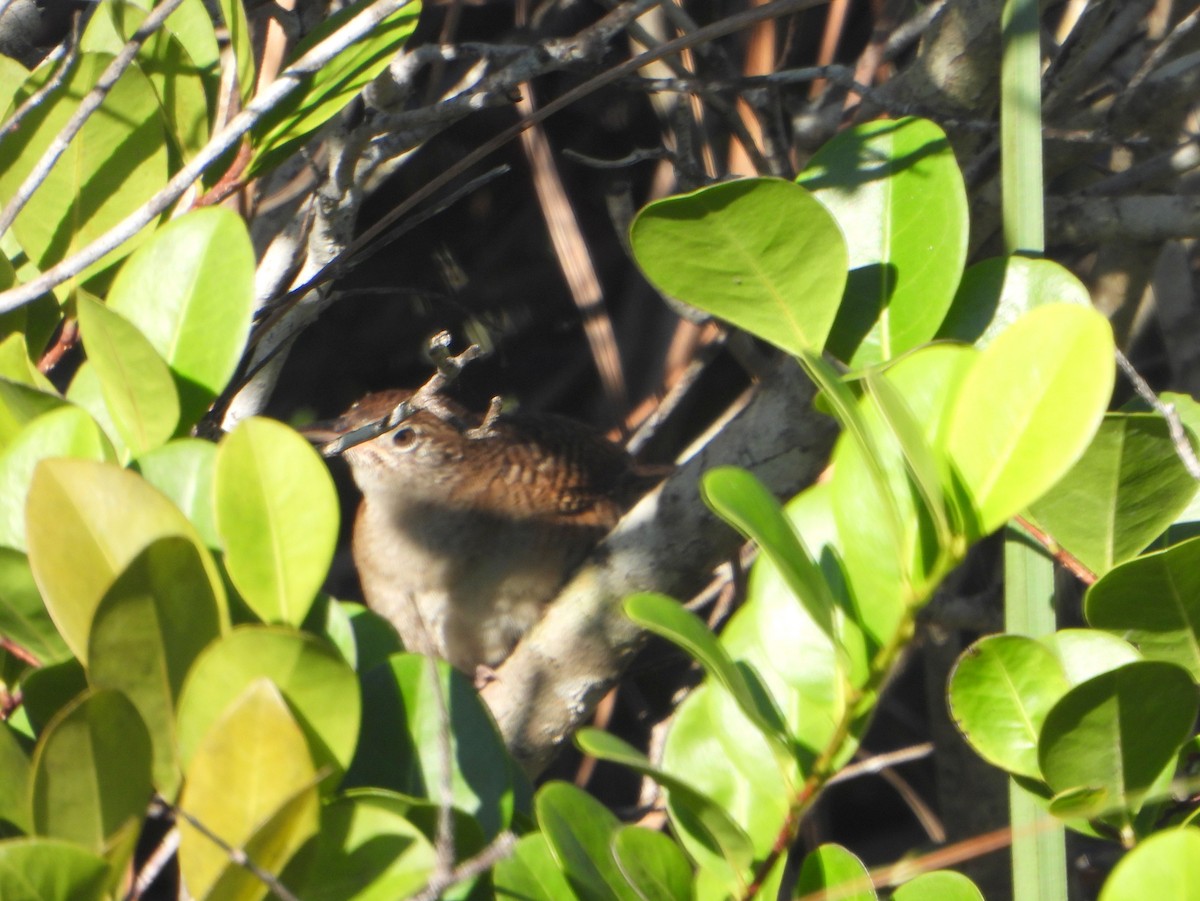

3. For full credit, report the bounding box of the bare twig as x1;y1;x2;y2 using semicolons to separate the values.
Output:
315;332;484;457
290;0;834;309
126;825;180;901
0;0;188;240
171;805;303;901
0;17;81;140
1116;348;1200;479
410;830;517;901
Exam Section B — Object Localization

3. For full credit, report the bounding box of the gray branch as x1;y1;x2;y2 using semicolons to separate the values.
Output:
482;358;838;775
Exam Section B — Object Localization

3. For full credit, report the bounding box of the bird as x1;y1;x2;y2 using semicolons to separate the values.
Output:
326;389;652;674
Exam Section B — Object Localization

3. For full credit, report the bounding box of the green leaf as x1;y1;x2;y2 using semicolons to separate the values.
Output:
293;791;435;901
536;782;637;901
624;592;790;751
1027;414;1198;575
660;682;788;891
107;209;255;427
134;438;219;547
1085;537;1200;678
612;827;693;901
214;0;254;103
248;0;423;176
87;536;224;798
1098;827;1200;901
30;688;152;852
0;53;169;281
829;343;977;636
0;548;69;664
177;678;320;901
944;304;1115;537
701;467;837;641
0;722;31;833
1039;661;1198;820
345;653;513;839
0;379;66;450
795;843;874;900
630;178;847;354
495;833;579;901
20;658;86;738
82;0;213;161
728;482;870;760
949;634;1069;780
75;295;179;458
797;117;968;365
214;417;339;626
25;458;223;663
175;626;360;791
64;364;122;458
0;837;111;901
938;256;1091;348
1042;629;1141;686
0;405;114;551
574;728;754;884
892;870;984;901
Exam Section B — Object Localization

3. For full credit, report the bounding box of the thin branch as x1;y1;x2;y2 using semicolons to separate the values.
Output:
0;17;81;140
0;0;422;313
1116;348;1200;479
312;332;485;456
0;0;188;240
126;825;180;901
410;830;517;901
288;0;834;309
171;805;303;901
0;636;40;667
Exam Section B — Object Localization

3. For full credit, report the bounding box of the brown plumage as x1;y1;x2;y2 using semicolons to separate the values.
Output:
335;389;651;672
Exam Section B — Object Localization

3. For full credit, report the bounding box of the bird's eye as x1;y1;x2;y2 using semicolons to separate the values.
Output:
391;426;418;450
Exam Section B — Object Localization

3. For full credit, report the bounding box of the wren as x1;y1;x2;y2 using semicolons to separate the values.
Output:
331;390;647;673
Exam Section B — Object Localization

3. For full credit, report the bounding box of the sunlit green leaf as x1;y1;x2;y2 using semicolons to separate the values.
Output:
575;727;754;885
175;626;360;791
798;117;968;365
1098;827;1200;901
624;592;789;750
0;406;114;551
892;870;984;900
177;678;319;901
25;458;223;663
249;0;422;176
948;634;1069;779
795;843;874;901
0;379;66;450
944;304;1114;536
134;438;219;547
631;178;847;354
0;548;69;664
76;295;179;458
214;418;338;626
107;209;255;427
0;53;168;282
1042;629;1140;686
